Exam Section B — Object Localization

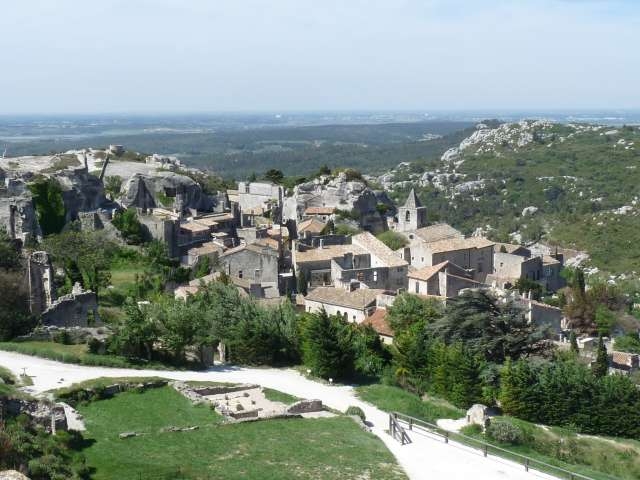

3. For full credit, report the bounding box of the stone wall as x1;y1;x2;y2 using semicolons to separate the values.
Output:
0;398;67;433
41;283;100;328
286;399;323;414
28;251;54;315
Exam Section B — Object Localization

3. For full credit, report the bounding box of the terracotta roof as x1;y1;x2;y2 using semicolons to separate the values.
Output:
611;350;639;367
305;206;336;215
295;244;366;263
412;223;464;243
352;232;408;268
542;255;561;265
407;261;449;281
305;286;385;310
363;308;394;337
298;218;327;234
403;189;423;209
426;236;494;254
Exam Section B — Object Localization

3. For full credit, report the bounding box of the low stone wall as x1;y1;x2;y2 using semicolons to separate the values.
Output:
191;384;259;396
58;380;168;406
286;399;323;414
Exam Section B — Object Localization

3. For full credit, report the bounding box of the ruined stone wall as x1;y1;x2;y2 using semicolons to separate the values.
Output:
41;285;100;328
28;251;54;315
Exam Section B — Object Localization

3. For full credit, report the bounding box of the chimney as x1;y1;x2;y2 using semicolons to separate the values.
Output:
319;238;325;249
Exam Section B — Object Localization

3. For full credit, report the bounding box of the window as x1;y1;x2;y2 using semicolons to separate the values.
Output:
352;315;356;321
373;271;378;282
415;282;420;294
405;211;411;222
478;263;483;273
238;270;243;279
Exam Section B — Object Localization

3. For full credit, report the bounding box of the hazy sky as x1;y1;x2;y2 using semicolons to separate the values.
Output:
1;0;639;113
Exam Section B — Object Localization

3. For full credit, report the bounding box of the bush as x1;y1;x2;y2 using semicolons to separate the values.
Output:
87;337;104;354
345;405;366;422
486;419;523;445
53;329;73;345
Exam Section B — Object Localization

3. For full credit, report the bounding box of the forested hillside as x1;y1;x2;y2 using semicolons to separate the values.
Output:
381;121;640;273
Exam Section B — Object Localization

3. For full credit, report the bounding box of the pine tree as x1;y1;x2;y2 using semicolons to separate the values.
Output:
569;330;579;355
592;335;609;378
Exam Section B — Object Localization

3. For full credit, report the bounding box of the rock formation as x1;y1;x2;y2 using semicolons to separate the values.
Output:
283;172;393;233
121;171;215;213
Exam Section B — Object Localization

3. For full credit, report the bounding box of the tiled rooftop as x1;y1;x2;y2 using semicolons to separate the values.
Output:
352;232;408;268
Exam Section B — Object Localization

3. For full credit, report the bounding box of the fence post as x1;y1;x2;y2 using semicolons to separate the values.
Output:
409;418;413;430
483;444;488;457
525;459;529;472
445;431;449;444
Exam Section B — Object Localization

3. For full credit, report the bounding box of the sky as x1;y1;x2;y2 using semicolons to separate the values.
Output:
1;0;639;114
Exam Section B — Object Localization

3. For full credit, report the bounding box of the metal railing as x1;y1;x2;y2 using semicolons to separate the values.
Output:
388;412;411;445
390;411;619;480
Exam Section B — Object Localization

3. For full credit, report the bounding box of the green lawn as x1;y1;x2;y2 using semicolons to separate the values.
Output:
0;341;179;370
76;386;407;480
263;387;299;405
356;384;463;422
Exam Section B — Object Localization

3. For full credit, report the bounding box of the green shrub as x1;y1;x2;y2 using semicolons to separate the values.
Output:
53;329;73;345
346;405;366;421
486;419;523;445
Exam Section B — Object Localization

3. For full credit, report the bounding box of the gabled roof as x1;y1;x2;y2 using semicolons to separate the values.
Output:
363;309;394;337
298;217;327;234
407;261;450;281
220;243;278;258
305;286;385;310
305;206;336;215
403;189;423;209
427;236;494;254
352;232;408;268
412;223;464;243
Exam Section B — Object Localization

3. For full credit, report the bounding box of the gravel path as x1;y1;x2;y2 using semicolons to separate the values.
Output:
0;350;557;480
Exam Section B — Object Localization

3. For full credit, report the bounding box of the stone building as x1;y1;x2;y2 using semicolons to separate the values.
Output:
28;251;54;315
395;189;427;233
41;283;100;328
219;243;280;295
399;231;494;283
488;243;565;292
407;260;479;298
304;285;385;323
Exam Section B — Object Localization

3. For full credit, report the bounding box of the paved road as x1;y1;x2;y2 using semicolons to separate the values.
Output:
0;350;556;480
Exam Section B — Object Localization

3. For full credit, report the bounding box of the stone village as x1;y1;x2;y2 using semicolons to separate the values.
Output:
1;146;634;374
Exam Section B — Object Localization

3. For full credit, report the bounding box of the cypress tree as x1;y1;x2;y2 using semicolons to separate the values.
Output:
592;335;609;378
296;270;308;295
569;330;579;355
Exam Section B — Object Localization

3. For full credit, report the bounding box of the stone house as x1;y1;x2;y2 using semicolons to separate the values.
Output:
489;243;565;292
407;260;479;298
399;231;494;283
219;243;280;293
297;217;327;241
304;285;385;323
303;206;335;222
294;243;365;287
609;350;640;375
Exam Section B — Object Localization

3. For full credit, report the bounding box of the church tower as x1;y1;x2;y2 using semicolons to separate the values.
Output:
397;189;427;232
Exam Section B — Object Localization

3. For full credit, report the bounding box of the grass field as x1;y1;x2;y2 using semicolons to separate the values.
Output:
76;386;407;480
0;341;180;370
355;384;463;423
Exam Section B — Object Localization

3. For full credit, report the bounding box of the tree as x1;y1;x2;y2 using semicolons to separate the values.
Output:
42;225;115;296
153;297;205;361
108;300;158;360
376;231;408;251
594;305;616;336
296;270;308;295
104;175;123;200
28;178;66;235
112;208;144;244
0;227;20;270
569;330;579;354
513;277;543;301
612;333;640;354
387;293;442;333
264;169;284;184
592;335;609;378
429;290;550;363
192;256;211;279
0;270;34;340
302;310;354;380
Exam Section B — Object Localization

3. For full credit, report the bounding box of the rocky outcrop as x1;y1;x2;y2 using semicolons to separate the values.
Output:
283;172;392;233
54;167;107;221
121;171;215;212
0;398;67;433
